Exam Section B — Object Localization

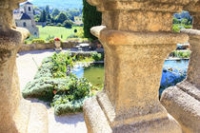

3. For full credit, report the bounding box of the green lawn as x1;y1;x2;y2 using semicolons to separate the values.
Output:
37;25;83;41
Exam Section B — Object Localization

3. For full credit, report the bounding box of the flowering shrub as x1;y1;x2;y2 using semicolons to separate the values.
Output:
54;37;61;41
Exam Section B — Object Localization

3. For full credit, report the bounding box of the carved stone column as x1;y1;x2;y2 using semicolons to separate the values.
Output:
0;0;29;132
161;29;200;133
160;2;200;133
83;0;191;133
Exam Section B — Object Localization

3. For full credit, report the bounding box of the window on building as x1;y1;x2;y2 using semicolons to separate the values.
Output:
23;22;26;27
28;7;31;11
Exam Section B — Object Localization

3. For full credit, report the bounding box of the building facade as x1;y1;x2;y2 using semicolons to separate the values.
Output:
14;1;39;37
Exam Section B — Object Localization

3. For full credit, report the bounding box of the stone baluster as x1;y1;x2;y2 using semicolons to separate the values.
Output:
161;2;200;132
0;0;29;132
83;0;192;133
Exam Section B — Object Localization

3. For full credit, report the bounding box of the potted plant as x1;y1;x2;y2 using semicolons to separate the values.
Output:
54;37;62;49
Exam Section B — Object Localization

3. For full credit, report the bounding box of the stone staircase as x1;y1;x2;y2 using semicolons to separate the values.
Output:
15;99;49;133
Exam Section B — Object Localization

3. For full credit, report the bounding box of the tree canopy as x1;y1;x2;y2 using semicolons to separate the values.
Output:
82;0;102;40
55;12;68;24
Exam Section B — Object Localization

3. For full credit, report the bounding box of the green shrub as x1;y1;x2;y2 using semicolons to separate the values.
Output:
22;52;94;115
184;25;192;29
53;98;85;115
63;20;73;29
172;24;192;33
91;52;103;61
172;25;180;32
171;50;191;58
32;39;45;44
57;23;62;27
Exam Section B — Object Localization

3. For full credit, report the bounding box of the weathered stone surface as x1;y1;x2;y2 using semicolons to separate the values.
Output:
161;29;200;133
161;85;200;133
84;0;200;132
0;29;24;132
183;1;200;29
87;0;196;32
0;0;30;132
84;25;188;133
0;0;26;30
18;41;78;52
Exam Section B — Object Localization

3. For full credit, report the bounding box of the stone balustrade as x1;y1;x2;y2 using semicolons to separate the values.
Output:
0;0;200;133
161;29;200;133
161;2;200;133
83;0;196;133
0;0;29;132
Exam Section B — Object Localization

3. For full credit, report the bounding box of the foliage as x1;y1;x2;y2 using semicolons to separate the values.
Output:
45;35;55;42
52;76;91;115
171;50;191;58
172;24;192;32
52;8;60;17
55;12;68;24
83;0;102;40
24;35;38;44
172;24;181;33
174;11;192;24
51;52;73;78
39;10;47;22
32;39;45;44
75;27;84;38
22;52;94;115
66;8;81;21
49;39;55;43
63;20;73;28
91;52;103;61
91;52;104;61
172;11;193;32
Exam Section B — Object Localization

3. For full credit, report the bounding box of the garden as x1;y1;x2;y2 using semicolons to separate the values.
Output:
22;48;190;115
22;51;104;115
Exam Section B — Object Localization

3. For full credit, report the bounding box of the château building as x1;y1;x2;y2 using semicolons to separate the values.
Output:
13;1;39;37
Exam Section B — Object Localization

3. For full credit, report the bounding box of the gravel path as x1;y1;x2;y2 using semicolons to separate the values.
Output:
16;49;87;133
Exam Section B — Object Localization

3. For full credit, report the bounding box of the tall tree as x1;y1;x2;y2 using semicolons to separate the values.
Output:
52;8;60;17
45;5;51;20
39;10;47;22
83;0;102;40
55;12;68;24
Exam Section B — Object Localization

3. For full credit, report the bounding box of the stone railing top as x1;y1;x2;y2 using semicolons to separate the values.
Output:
87;0;199;32
90;26;106;38
91;26;189;45
181;29;200;36
87;0;198;12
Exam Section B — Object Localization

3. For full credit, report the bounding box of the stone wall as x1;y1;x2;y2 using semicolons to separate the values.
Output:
18;41;80;52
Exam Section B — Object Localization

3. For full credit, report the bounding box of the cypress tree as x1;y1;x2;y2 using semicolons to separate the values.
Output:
82;0;102;40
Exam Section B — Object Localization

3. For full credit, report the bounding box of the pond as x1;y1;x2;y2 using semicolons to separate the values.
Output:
72;59;189;92
163;59;189;70
71;63;104;88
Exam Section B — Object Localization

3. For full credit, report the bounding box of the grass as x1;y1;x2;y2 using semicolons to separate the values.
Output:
38;25;83;41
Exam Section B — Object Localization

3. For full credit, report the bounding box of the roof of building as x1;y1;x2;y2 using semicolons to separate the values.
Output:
14;13;31;20
24;1;33;5
21;13;31;20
